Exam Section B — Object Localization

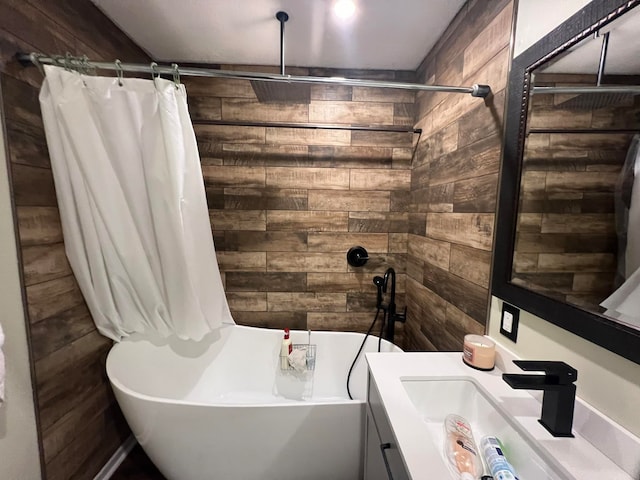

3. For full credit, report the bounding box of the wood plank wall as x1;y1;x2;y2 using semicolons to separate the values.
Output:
405;0;514;351
0;0;518;476
0;1;148;478
513;73;640;311
183;67;416;343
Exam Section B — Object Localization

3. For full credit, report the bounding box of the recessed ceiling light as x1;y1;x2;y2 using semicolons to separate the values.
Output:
333;0;356;20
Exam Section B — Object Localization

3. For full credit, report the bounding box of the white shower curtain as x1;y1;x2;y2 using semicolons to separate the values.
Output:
601;135;640;329
39;65;233;341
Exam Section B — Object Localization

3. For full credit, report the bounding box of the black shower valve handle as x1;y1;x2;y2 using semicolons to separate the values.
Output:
347;246;370;267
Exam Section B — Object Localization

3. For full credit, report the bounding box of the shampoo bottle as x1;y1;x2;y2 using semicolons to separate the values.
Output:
280;328;293;369
443;414;482;480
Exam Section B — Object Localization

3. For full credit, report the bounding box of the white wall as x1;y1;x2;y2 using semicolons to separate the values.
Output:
488;297;640;437
0;106;42;477
489;0;640;439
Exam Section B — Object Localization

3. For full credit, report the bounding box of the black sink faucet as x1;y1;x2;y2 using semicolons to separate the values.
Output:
502;360;578;437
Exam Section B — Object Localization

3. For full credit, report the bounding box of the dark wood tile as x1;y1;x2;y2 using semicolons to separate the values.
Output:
1;0;149;475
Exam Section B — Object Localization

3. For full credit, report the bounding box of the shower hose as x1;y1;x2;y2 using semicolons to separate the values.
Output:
346;307;386;400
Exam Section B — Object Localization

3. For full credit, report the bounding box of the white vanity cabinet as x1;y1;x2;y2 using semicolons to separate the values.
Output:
364;373;410;480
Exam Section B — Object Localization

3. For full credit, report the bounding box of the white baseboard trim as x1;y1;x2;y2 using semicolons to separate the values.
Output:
93;435;137;480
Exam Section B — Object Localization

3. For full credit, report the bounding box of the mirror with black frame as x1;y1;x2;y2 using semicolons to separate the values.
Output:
493;0;640;365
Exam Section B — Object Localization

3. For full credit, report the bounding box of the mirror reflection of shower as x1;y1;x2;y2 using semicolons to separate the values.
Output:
511;5;640;329
601;135;640;329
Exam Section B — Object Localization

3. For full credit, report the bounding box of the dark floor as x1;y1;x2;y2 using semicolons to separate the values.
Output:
111;445;166;480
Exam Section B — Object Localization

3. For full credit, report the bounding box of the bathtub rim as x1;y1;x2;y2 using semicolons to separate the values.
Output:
106;324;396;408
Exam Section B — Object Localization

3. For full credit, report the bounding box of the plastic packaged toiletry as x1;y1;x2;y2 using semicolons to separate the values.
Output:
480;436;519;480
288;347;307;372
444;414;482;480
280;328;293;369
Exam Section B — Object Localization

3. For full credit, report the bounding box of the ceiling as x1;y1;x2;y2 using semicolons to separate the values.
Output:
91;0;466;71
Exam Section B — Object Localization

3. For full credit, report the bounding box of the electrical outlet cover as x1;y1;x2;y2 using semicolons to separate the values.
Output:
500;302;519;342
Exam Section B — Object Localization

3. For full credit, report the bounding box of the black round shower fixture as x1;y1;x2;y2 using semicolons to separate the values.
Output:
347;246;369;267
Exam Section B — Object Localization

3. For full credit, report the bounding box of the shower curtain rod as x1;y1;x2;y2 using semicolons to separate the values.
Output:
532;85;640;95
16;52;492;98
527;127;639;135
192;119;421;134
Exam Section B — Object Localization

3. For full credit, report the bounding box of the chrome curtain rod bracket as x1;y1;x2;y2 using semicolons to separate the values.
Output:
16;52;36;67
16;52;493;98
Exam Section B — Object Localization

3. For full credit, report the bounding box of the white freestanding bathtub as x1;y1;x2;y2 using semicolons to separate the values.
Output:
106;324;402;480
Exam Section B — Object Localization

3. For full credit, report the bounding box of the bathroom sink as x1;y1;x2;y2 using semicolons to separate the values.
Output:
400;378;572;480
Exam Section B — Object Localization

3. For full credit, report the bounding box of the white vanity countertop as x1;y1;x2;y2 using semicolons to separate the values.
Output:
366;351;638;480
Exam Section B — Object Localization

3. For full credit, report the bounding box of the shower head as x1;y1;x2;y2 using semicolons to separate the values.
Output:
250;81;311;104
557;91;635;110
373;275;386;291
250;11;311;104
557;31;639;110
373;276;386;310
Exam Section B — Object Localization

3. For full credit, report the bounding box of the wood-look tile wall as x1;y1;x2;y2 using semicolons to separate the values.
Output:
0;1;148;478
184;68;416;342
0;1;518;476
513;73;640;311
404;0;514;351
